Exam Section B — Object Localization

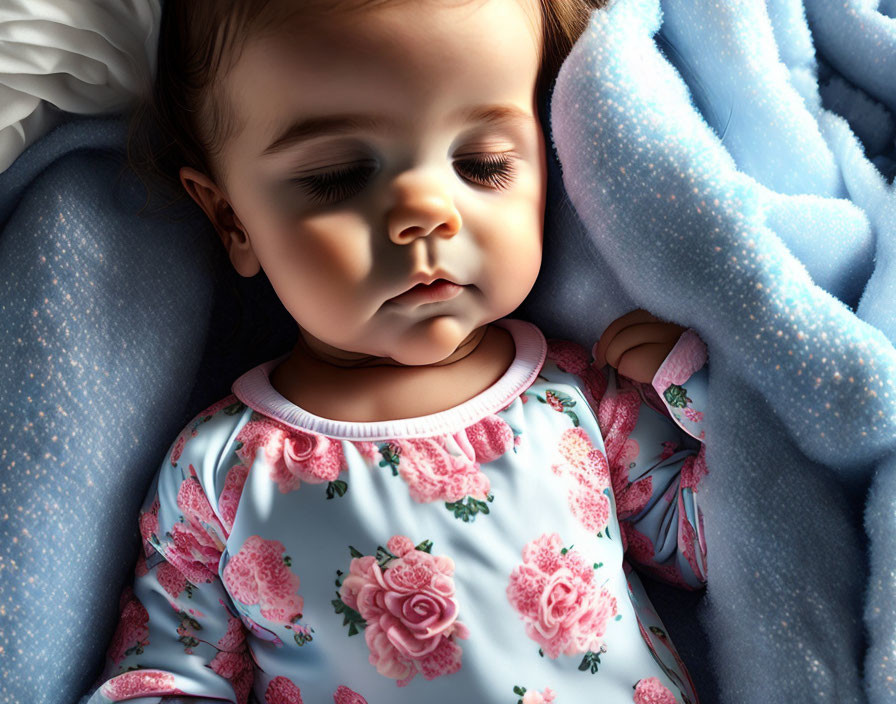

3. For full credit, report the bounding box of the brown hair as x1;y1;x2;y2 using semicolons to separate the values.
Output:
127;0;605;213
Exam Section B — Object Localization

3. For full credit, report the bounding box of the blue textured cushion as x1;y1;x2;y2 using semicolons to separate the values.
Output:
0;115;296;704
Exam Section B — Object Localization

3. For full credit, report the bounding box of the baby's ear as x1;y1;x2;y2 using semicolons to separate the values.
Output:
178;166;261;277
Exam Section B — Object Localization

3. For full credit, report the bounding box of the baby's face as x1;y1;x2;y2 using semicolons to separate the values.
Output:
195;0;546;365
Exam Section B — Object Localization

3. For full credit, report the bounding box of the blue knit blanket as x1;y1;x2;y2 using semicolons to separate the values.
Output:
540;0;896;701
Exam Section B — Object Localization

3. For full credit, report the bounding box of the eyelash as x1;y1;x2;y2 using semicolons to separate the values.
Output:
291;154;517;205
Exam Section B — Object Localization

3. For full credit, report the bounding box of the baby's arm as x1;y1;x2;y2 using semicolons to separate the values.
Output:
84;430;253;703
598;329;709;590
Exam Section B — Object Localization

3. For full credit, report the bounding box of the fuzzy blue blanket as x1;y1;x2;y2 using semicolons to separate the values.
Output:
535;0;896;701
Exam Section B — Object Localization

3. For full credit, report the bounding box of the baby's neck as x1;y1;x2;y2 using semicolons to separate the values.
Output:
269;323;517;423
296;325;488;370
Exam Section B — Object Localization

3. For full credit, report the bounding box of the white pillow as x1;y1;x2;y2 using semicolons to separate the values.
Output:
0;0;161;174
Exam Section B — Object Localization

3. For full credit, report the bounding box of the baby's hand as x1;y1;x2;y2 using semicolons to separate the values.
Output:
593;309;687;384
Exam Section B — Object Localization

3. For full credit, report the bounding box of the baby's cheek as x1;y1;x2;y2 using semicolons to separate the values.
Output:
303;216;373;282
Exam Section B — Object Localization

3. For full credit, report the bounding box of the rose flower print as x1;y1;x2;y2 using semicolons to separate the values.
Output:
551;427;613;535
235;414;347;493
385;414;514;504
507;532;618;662
633;676;679;704
334;535;469;687
138;464;227;587
105;585;149;665
222;535;305;628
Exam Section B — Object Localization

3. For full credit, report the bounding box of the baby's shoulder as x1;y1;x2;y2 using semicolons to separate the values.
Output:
164;394;252;466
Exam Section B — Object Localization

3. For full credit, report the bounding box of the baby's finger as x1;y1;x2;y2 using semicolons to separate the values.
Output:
603;322;682;369
616;342;676;384
593;309;662;367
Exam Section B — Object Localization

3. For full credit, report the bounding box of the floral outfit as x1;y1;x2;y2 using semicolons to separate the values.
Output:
86;318;709;704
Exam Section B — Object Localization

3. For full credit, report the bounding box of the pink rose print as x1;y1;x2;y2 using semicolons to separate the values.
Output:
217;613;249;652
380;415;512;507
334;685;369;703
388;437;485;503
465;414;515;463
552;427;612;534
138;496;160;557
156;561;189;601
597;384;641;482
236;415;346;493
526;690;555;704
210;648;255;704
218;463;249;536
519;686;557;704
99;670;185;701
335;535;467;687
546;390;565;412
507;533;618;660
680;445;709;493
170;434;186;465
105;585;149;665
223;535;304;625
547;339;590;374
546;338;609;412
621;522;654;564
633;676;678;704
660;441;678;461
265;675;303;703
615;476;652;521
154;464;227;586
683;406;704;423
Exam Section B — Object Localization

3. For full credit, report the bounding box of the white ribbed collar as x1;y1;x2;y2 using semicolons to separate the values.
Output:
231;318;547;441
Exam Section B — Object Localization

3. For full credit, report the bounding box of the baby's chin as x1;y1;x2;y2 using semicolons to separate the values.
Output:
384;315;488;366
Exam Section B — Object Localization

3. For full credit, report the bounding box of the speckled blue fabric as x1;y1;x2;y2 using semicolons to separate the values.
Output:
521;0;896;703
0;115;296;704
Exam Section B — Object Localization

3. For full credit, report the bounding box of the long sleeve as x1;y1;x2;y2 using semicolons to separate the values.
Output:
85;426;255;704
650;328;708;443
596;328;709;590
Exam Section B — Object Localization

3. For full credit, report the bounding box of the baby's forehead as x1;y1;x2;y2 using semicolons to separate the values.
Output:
221;0;542;145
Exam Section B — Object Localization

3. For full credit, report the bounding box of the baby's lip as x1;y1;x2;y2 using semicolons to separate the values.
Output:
387;279;466;305
406;269;461;289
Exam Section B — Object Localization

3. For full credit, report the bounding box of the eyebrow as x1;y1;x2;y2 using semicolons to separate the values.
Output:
260;103;532;157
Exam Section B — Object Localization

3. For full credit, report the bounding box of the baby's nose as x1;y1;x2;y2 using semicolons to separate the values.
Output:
387;171;462;244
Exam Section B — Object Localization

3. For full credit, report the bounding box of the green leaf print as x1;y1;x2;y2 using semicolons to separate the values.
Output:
578;649;603;674
332;565;366;635
224;400;246;415
415;539;433;553
331;593;367;636
377;442;401;476
325;479;348;499
444;493;495;522
564;409;580;427
662;383;690;408
375;545;398;569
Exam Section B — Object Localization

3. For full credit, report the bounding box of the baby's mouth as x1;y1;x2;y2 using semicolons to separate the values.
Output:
388;279;466;305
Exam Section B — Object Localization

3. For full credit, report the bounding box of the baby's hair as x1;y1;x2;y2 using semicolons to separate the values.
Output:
126;0;606;213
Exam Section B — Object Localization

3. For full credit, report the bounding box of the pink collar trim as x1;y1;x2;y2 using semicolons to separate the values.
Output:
231;318;546;441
